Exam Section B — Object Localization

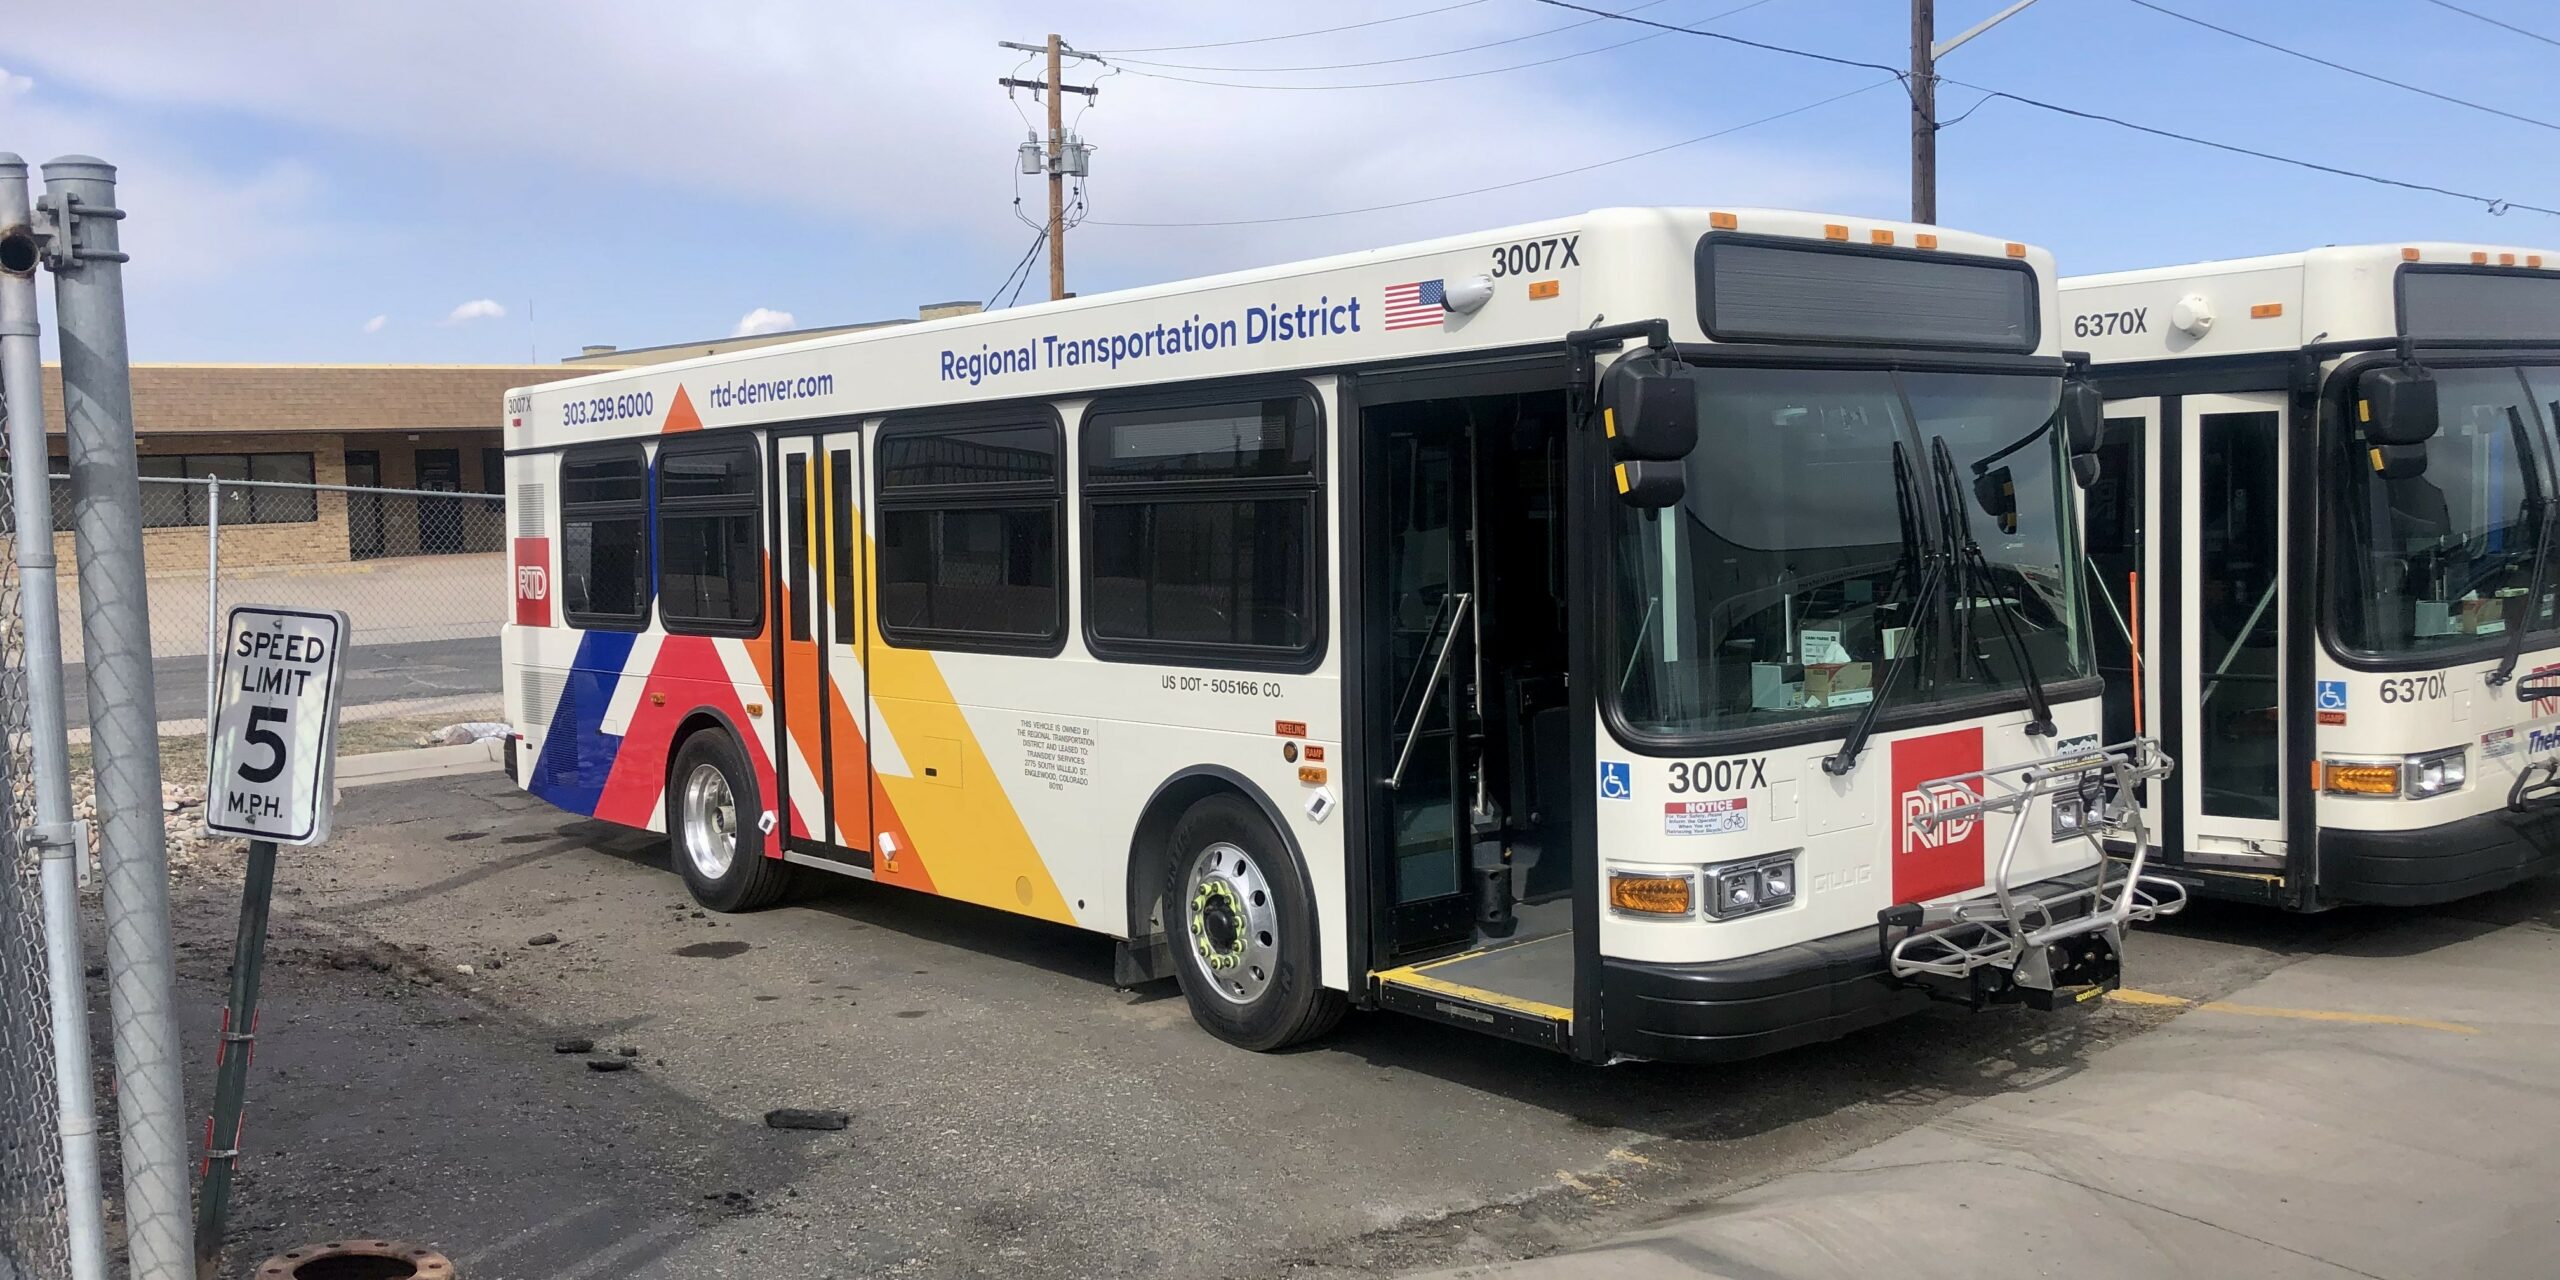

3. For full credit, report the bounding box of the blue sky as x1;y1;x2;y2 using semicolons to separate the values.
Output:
0;0;2552;364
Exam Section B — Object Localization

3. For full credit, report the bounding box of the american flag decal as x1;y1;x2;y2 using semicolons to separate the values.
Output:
1383;279;1446;331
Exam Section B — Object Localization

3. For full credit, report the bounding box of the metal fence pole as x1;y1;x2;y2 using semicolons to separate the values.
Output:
42;154;189;1280
2;151;107;1280
203;474;218;734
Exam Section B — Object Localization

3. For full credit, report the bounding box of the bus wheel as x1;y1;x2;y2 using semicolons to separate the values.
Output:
1163;794;1345;1051
671;729;793;912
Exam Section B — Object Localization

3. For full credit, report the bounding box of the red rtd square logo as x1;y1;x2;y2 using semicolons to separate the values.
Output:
1891;727;1986;904
512;537;552;626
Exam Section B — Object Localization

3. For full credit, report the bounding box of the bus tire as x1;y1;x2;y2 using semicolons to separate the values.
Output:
670;728;793;913
1163;793;1345;1051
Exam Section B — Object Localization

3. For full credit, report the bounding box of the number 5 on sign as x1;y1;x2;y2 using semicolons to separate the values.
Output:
206;605;351;846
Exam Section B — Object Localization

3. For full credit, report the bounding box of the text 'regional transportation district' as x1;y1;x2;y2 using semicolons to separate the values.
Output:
505;203;2386;1066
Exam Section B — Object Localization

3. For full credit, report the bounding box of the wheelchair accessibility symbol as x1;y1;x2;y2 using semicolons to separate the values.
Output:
2316;680;2348;712
1599;761;1634;800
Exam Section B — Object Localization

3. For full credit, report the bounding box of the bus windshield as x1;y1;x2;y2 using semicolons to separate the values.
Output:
1611;364;2089;738
2330;364;2560;659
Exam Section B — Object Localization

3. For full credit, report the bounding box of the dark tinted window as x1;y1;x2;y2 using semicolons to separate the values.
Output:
1698;235;2038;353
561;445;650;628
875;419;1063;652
1083;393;1323;666
656;437;762;635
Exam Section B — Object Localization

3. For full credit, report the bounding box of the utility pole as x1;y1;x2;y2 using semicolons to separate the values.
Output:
1912;0;2048;226
1911;0;1936;225
999;36;1098;301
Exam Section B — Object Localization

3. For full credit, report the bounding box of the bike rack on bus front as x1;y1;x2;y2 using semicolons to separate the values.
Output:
1879;737;2187;1008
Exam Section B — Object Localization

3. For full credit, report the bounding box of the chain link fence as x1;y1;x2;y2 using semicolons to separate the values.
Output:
0;477;75;1280
30;473;508;749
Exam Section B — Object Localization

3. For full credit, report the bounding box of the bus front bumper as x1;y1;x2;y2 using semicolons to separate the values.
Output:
1600;868;2109;1064
2318;804;2560;907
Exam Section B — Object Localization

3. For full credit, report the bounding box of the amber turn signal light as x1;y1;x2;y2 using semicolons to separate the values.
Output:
1609;873;1693;916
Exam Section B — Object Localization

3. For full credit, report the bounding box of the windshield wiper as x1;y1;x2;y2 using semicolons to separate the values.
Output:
1931;435;2058;739
1825;442;1945;776
2486;403;2557;688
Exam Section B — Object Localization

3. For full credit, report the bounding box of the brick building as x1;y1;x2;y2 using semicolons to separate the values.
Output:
29;362;573;570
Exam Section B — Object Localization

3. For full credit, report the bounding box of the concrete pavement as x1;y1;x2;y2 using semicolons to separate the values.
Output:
1410;903;2560;1279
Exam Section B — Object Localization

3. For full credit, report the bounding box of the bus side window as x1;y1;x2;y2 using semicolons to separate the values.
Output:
656;435;763;637
559;443;651;630
1081;389;1325;669
874;415;1066;654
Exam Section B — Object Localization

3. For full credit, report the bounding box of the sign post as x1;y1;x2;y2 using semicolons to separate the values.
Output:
194;605;348;1279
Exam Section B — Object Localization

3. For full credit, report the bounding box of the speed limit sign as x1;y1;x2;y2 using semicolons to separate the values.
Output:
206;605;351;846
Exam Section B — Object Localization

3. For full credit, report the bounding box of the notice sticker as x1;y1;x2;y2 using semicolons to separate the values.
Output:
2482;727;2518;760
1665;797;1748;836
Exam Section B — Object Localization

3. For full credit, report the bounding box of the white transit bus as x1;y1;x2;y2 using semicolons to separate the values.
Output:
500;207;2179;1064
2066;244;2560;910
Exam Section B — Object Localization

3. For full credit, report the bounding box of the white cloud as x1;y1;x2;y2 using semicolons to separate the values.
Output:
361;313;387;334
732;307;796;336
444;298;505;324
0;67;32;98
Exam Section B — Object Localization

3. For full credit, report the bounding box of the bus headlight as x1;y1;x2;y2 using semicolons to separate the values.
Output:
2404;746;2467;798
2318;748;2467;799
1703;854;1796;920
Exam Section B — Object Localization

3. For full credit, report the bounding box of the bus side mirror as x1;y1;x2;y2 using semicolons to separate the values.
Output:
2062;380;2103;489
1599;355;1696;507
2062;380;2103;455
1613;461;1685;508
1972;466;2019;534
2370;441;2430;481
2358;366;2439;446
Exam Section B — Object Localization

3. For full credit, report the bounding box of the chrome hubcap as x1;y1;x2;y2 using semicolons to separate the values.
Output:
681;763;738;879
1184;841;1278;1004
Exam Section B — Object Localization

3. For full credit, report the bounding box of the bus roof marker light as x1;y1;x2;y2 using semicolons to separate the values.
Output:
2402;247;2422;261
1709;211;1738;230
2004;242;2027;259
1915;233;1939;250
2472;251;2490;265
1823;224;1849;242
2501;253;2517;267
1870;229;1895;246
2533;255;2547;268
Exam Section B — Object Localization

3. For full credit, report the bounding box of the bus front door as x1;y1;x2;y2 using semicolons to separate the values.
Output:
2180;393;2288;867
774;430;874;860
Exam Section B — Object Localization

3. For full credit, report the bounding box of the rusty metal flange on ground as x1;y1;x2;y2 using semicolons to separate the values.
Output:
253;1239;453;1279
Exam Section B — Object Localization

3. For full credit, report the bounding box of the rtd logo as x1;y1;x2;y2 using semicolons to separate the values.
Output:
512;537;552;627
2532;663;2560;718
1889;726;1987;903
1900;781;1980;854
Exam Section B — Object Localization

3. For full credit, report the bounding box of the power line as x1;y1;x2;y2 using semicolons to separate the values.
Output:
1536;0;2560;218
1089;1;1495;55
2422;0;2560;49
1083;77;1896;228
985;227;1050;309
2126;0;2559;134
1935;76;2560;217
1114;0;1850;91
1110;0;1704;73
1525;0;1912;79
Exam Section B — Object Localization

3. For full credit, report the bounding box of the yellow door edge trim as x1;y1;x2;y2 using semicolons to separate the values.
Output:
1374;965;1574;1024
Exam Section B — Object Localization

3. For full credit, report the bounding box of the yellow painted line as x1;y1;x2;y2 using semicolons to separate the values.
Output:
1374;966;1574;1024
2111;988;2478;1035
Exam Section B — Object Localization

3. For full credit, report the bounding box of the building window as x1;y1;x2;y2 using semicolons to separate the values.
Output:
656;435;762;635
559;444;650;629
49;452;318;531
875;417;1064;652
481;447;505;495
1082;390;1323;668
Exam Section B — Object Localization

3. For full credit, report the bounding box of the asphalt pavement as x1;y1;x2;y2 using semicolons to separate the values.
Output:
60;635;498;727
141;774;2556;1279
